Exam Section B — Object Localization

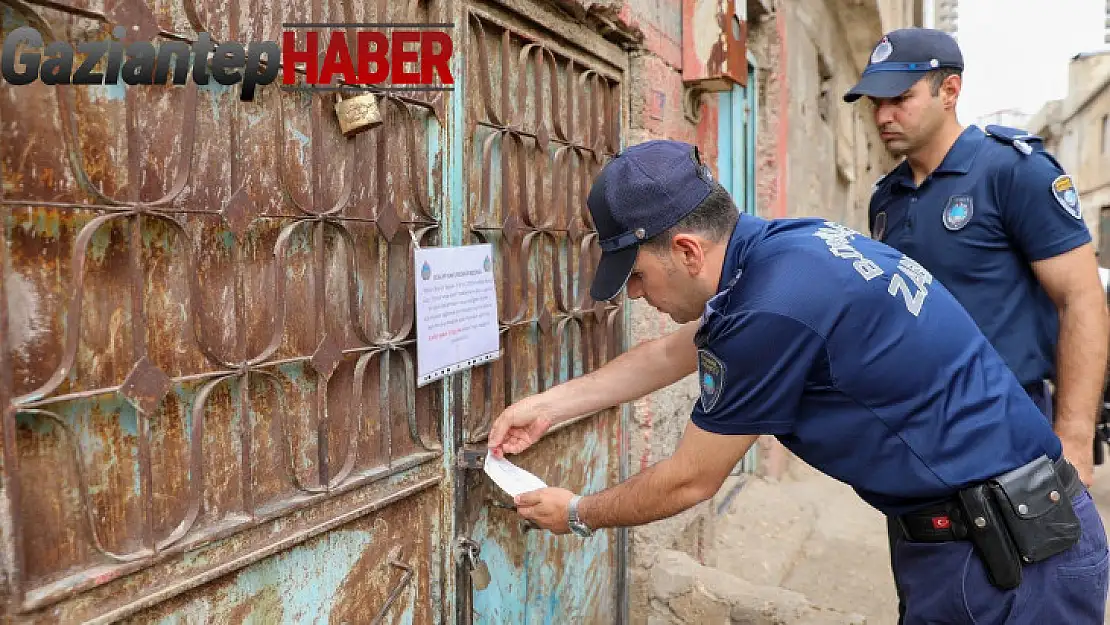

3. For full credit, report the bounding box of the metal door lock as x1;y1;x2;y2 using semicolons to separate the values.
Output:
334;89;382;137
457;450;486;469
457;537;491;591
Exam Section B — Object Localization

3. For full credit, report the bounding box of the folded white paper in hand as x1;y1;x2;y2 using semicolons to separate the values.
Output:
484;450;547;497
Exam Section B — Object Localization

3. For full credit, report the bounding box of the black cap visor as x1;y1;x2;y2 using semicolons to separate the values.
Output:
589;245;638;301
843;70;926;103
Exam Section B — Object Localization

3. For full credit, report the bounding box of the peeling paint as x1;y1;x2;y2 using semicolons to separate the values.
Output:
6;271;43;361
2;0;629;621
693;0;721;72
288;128;311;166
99;82;127;103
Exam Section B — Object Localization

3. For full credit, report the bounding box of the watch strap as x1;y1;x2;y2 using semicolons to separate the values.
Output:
568;495;583;526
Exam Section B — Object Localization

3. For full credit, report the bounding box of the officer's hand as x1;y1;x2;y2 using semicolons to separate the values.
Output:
488;396;553;458
515;487;575;534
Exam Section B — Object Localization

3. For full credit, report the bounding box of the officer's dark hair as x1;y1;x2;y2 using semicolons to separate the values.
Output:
925;68;962;96
642;183;739;253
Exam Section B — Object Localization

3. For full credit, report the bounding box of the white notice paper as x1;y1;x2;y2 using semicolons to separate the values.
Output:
414;244;501;387
483;451;548;497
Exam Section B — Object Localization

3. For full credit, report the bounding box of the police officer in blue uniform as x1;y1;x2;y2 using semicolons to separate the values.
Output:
843;28;1108;490
487;140;1109;624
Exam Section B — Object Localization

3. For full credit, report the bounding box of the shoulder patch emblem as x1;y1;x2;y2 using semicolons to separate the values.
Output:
942;195;974;231
1051;175;1082;220
697;349;726;412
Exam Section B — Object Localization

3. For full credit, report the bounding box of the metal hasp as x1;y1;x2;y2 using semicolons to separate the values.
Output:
457;449;487;469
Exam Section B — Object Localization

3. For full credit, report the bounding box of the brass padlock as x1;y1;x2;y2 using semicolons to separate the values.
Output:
466;546;491;591
334;90;382;137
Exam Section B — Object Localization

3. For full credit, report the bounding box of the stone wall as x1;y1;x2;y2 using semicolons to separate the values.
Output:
647;550;866;625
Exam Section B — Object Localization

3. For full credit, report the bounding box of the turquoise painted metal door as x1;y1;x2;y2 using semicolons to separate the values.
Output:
716;62;758;217
0;0;628;622
453;2;630;623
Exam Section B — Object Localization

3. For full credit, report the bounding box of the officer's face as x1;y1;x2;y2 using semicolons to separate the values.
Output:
869;79;947;156
626;245;708;324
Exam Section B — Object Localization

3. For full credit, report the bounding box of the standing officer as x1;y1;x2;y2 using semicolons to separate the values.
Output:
488;139;1108;624
843;28;1109;488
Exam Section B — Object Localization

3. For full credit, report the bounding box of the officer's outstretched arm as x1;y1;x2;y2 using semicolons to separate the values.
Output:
488;322;700;456
573;422;759;529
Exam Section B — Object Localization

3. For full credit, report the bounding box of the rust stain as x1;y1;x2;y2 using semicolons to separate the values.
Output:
459;11;625;624
2;0;626;622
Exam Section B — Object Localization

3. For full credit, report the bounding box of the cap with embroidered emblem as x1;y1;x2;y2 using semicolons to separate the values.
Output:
843;27;964;103
586;139;715;301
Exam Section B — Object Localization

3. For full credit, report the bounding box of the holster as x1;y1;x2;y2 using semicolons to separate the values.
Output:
954;455;1083;591
986;455;1081;563
957;484;1022;590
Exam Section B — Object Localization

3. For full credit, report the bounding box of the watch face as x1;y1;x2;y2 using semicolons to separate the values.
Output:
570;521;593;537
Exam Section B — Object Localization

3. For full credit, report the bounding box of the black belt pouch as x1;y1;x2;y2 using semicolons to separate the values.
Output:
958;484;1023;589
987;455;1081;563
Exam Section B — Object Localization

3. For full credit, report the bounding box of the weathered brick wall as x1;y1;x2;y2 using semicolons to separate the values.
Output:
619;3;719;623
540;2;914;622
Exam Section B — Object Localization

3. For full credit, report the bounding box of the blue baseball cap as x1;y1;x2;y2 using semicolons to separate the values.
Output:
587;140;715;301
843;28;964;103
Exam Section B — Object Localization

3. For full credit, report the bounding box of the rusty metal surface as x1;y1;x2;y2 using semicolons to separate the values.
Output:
682;0;748;90
118;484;440;624
457;4;627;622
460;6;624;445
1;0;452;621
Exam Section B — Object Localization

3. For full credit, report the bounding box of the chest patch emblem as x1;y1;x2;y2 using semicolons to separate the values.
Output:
698;349;726;412
942;195;974;231
871;211;887;240
1051;175;1082;220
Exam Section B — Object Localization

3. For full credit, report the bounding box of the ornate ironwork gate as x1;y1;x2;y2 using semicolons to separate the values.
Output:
1;0;628;622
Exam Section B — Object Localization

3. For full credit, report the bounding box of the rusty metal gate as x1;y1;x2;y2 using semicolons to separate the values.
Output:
0;0;629;621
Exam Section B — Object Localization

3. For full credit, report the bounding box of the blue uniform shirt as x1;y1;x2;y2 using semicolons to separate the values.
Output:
868;125;1091;387
691;215;1062;515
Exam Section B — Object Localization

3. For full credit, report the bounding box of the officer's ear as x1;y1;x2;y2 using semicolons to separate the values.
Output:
940;74;962;111
670;233;706;276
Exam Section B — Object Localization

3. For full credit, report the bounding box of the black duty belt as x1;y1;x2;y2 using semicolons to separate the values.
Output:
896;457;1083;543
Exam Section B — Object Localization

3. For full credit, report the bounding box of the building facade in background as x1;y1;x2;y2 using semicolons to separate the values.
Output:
933;0;958;36
1030;50;1110;257
974;108;1032;130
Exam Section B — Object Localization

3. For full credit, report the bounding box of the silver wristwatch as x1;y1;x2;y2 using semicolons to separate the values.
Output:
568;495;594;537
